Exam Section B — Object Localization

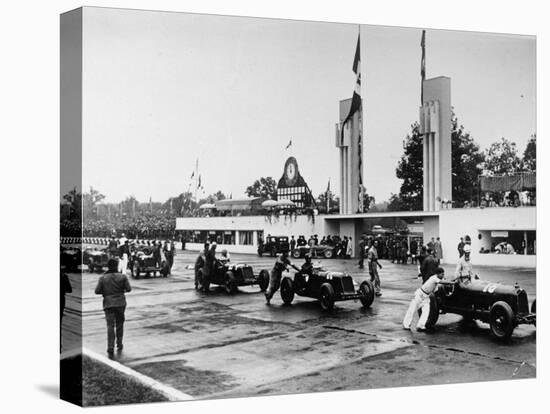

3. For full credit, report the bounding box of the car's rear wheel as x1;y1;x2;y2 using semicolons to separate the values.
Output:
280;277;295;305
292;249;301;259
258;269;270;292
359;280;375;308
531;299;536;326
224;271;237;294
490;301;515;341
323;249;334;259
319;283;335;311
418;293;439;329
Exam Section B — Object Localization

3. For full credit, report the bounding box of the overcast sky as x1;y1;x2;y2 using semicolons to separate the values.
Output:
79;7;536;204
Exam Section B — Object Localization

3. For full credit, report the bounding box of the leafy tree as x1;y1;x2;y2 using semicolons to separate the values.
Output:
483;137;522;176
389;111;485;211
245;177;278;200
451;118;485;205
316;192;339;214
522;134;536;172
362;186;375;212
62;187;82;219
82;186;105;218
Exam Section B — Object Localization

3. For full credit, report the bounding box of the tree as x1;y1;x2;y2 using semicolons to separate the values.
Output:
362;186;375;212
483;137;522;176
451;118;485;205
522;134;536;172
245;177;277;200
316;192;339;214
82;186;105;218
62;187;82;219
389;111;485;211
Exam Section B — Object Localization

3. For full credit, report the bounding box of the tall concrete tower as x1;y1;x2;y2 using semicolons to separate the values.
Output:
419;76;452;211
335;98;363;214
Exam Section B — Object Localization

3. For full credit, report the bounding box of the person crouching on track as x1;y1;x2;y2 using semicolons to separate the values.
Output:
403;267;445;331
265;251;300;305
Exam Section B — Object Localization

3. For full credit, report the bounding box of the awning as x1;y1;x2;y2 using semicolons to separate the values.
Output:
215;197;262;211
480;172;536;192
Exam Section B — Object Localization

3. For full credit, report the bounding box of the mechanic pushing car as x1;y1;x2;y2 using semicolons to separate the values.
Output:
265;251;300;305
403;267;446;331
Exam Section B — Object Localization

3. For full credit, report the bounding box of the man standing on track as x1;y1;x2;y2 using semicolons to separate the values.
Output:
95;259;132;356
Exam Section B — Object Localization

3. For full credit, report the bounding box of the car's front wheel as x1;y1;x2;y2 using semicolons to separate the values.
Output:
292;249;301;259
258;269;270;292
359;280;375;308
319;283;335;311
323;249;334;259
224;271;237;294
280;277;295;305
490;301;515;341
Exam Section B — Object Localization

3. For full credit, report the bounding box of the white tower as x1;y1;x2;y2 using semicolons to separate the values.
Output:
419;76;452;211
335;98;363;214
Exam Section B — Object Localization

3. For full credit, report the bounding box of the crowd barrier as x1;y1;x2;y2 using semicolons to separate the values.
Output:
60;237;179;247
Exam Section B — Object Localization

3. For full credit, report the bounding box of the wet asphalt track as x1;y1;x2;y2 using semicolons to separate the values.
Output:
61;248;536;400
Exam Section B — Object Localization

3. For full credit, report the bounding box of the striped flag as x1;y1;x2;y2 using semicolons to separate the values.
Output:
421;29;426;104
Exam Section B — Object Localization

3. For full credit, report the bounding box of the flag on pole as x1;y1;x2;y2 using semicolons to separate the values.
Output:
190;171;194;179
326;179;331;193
285;139;292;150
340;33;361;146
421;29;426;104
198;175;202;189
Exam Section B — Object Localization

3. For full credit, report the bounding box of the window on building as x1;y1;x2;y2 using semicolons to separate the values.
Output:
239;231;254;245
223;231;235;245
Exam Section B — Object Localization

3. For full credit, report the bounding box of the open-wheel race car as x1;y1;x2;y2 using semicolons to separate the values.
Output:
61;246;81;272
130;246;170;279
421;272;536;341
280;267;376;311
291;244;335;259
258;236;290;257
195;259;270;294
83;247;110;273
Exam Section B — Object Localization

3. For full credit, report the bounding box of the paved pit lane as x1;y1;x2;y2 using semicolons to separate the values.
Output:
61;248;536;400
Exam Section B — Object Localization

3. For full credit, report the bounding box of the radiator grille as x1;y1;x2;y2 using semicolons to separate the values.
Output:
341;276;355;293
517;290;529;314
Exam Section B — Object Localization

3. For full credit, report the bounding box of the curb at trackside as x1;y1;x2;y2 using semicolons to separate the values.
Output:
60;347;194;402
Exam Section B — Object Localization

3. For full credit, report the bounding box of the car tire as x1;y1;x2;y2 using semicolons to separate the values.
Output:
489;301;515;341
195;268;204;290
359;280;375;308
292;249;301;259
323;249;334;259
531;299;536;326
258;269;270;292
319;283;335;311
418;294;439;329
224;271;237;294
280;277;295;305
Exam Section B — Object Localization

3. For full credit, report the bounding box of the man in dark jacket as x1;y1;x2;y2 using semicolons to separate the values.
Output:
95;259;132;355
202;242;217;292
420;249;440;283
358;236;366;269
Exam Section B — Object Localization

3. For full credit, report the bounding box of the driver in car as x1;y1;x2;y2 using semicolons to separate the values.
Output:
403;267;446;331
455;244;474;284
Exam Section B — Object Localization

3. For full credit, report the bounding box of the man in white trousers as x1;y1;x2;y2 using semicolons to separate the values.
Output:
403;267;446;331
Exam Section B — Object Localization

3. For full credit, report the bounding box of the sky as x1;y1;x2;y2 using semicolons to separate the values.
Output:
78;7;536;204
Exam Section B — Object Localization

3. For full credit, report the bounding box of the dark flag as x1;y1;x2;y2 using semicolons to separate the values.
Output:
340;33;361;146
285;139;292;150
421;29;426;104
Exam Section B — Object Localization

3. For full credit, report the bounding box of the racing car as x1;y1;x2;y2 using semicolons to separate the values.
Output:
60;245;81;272
83;247;110;273
421;272;536;341
195;259;270;294
280;266;376;311
129;246;170;278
